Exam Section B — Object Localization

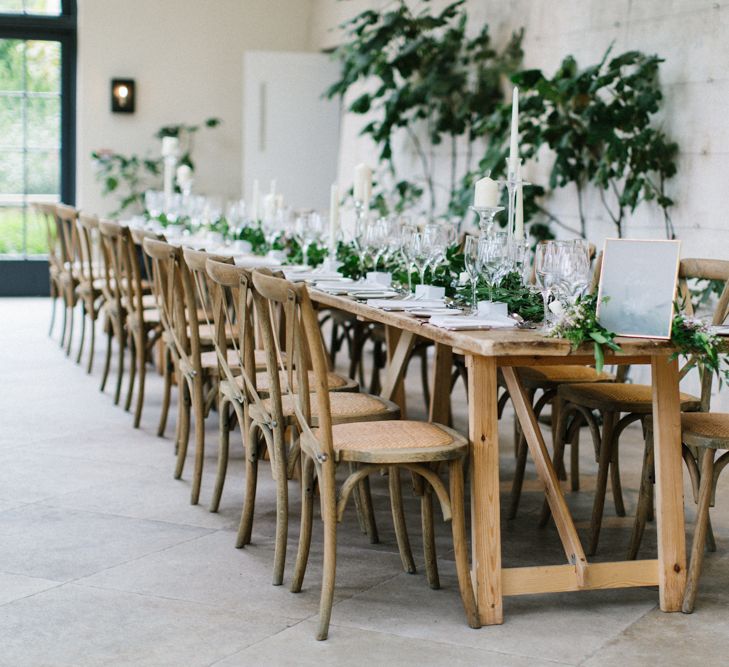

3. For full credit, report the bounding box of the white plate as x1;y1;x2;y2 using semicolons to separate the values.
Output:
350;290;398;299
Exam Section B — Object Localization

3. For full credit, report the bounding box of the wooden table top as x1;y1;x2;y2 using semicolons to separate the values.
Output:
309;289;676;361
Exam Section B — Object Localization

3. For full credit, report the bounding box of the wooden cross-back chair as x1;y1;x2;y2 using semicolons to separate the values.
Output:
250;269;479;640
117;225;163;427
35;203;64;339
54;203;80;356
550;258;727;557
75;214;104;373
627;260;729;613
97;220;129;405
142;240;233;505
206;260;375;586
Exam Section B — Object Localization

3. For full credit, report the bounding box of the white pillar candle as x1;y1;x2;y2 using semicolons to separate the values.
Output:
275;194;284;211
508;87;519;173
515;164;524;240
353;163;372;203
251;179;260;220
329;183;340;245
161;136;179;158
176;164;193;188
474;175;498;207
262;193;276;221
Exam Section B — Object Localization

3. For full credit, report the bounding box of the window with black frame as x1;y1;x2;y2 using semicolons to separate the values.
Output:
0;0;75;268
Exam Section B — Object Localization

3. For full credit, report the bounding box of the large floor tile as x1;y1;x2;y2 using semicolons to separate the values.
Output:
330;560;657;665
0;572;60;606
79;528;411;621
214;619;572;667
0;503;211;581
0;583;293;667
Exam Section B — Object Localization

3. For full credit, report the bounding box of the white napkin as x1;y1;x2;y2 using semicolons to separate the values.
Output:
234;255;282;268
428;314;517;330
367;298;444;310
285;269;344;282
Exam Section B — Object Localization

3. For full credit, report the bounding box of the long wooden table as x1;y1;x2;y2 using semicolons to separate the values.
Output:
311;290;686;626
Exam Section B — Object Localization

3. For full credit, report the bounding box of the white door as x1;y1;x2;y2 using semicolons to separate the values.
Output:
243;51;341;211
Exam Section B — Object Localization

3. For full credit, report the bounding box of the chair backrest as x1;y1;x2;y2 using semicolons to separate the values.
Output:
251;269;335;463
142;238;192;371
677;258;729;411
34;203;62;267
97;219;126;320
205;259;263;407
55;204;79;272
76;214;99;286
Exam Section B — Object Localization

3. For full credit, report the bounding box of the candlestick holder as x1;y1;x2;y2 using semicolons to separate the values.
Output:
502;158;530;243
470;205;504;237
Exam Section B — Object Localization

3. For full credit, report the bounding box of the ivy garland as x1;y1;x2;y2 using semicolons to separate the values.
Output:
549;294;729;381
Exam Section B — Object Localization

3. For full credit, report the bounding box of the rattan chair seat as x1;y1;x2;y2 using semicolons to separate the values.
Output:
559;382;700;414
325;420;468;464
518;364;614;388
681;412;729;449
260;391;399;424
200;348;272;371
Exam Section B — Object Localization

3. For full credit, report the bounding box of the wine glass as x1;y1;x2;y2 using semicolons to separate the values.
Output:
399;224;418;292
479;232;510;302
365;218;388;271
410;232;429;287
463;235;480;313
534;241;561;323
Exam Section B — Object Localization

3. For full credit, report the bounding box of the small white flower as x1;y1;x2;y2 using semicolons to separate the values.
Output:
549;300;565;316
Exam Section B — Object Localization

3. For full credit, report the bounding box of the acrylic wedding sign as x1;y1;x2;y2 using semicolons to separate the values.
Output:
596;238;681;339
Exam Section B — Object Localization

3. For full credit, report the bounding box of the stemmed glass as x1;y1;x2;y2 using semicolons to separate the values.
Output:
366;218;388;271
479;232;510;302
534;242;561;324
559;241;591;300
399;224;418;292
144;190;164;220
463;235;480;313
295;212;324;268
410;232;430;287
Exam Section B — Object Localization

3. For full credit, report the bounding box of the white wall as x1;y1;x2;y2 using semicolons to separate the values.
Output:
76;0;314;217
309;0;729;258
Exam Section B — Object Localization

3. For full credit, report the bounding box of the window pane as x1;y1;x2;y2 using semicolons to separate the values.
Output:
0;39;25;92
27;149;59;195
27;95;60;148
0;0;61;14
0;0;23;13
0;207;25;254
24;200;49;253
26;40;60;92
0;150;24;194
0;94;23;147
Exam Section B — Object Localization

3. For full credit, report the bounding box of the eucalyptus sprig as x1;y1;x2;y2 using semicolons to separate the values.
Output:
671;312;729;386
548;293;621;372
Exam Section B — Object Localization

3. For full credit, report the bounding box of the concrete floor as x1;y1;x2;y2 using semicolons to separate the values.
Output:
1;297;728;667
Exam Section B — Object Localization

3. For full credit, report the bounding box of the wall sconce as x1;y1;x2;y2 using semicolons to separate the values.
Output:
111;78;135;113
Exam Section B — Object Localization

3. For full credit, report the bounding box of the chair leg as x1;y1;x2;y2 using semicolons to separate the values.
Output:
291;454;315;593
421;484;440;590
611;434;626;517
570;424;581;492
124;334;137;412
508;432;528;520
449;458;480;629
236;420;259;548
174;379;191;480
419;347;430;412
86;310;96;374
683;449;715;613
359;475;379;544
65;300;75;356
157;347;172;437
133;333;146;428
49;291;57;337
75;301;86;364
190;375;206;505
59;295;68;348
100;326;112;392
272;427;289;587
113;328;125;405
389;467;416;574
209;396;231;513
588;411;617;556
628;430;655;560
552;396;567;481
316;460;338;641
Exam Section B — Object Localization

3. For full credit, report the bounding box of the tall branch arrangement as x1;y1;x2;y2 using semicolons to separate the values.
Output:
325;0;523;216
